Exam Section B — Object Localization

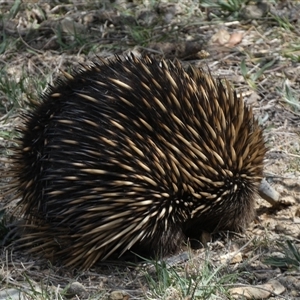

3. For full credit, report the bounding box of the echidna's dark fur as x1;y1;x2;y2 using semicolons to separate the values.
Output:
11;55;266;269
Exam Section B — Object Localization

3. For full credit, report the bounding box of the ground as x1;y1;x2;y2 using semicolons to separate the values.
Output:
0;0;299;299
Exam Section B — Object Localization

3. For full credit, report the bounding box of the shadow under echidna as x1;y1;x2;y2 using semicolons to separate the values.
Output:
9;55;266;269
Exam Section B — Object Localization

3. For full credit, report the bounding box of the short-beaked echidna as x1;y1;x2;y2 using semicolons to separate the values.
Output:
10;55;266;269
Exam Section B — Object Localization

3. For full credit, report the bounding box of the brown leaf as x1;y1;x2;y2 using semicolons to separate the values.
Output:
229;279;285;299
226;32;244;47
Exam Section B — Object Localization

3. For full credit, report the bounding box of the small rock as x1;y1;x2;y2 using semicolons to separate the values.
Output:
165;286;182;300
240;2;270;20
108;290;129;300
66;281;87;297
220;251;243;264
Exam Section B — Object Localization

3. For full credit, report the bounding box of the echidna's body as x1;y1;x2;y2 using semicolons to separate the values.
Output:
12;55;266;269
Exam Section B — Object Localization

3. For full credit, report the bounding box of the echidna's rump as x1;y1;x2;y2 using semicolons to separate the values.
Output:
11;55;266;269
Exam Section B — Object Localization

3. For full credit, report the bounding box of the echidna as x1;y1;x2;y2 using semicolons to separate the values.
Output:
10;55;266;269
